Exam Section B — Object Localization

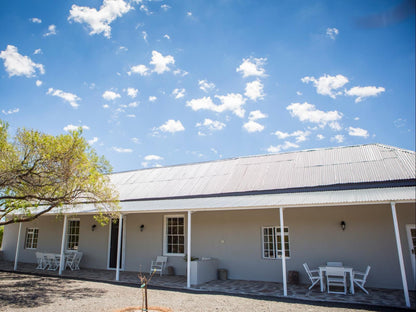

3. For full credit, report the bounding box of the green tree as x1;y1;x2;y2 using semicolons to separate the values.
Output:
0;120;119;226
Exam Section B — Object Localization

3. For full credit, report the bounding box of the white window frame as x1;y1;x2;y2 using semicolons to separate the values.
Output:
66;219;80;251
24;228;39;249
262;226;290;259
163;215;186;256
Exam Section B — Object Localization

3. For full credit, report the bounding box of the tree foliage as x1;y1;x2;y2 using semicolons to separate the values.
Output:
0;120;119;226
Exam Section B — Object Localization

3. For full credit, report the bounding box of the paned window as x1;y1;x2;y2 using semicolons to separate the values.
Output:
25;228;39;249
67;220;80;250
164;216;185;255
262;226;290;259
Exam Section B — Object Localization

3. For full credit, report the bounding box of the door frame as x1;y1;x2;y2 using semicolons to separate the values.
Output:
107;216;126;270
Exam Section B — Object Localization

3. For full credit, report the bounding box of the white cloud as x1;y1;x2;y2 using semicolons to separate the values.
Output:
102;104;109;109
164;34;170;39
68;0;132;38
326;27;339;40
267;141;299;153
296;91;302;96
34;49;42;55
44;24;57;36
47;88;81;108
196;118;226;134
301;74;349;98
131;137;140;144
172;88;186;99
140;4;152;15
63;124;90;132
273;130;310;143
198;80;215;93
347;126;369;138
2;108;19;115
316;134;325;140
161;4;171;11
35;80;43;87
128;101;139;107
345;86;385;103
142;30;148;42
245;80;265;101
331;134;344;143
286;102;343;127
128;64;149;76
150;50;174;74
248;110;267;121
119;46;128;52
187;12;193;17
329;121;342;131
0;45;45;77
88;137;99;145
125;87;138;98
243;120;264;133
187;94;246;118
30;17;42;23
149;96;157;102
173;69;188;76
236;57;267;78
158;119;185;133
393;118;406;128
112;146;133;153
144;155;163;161
102;90;121;101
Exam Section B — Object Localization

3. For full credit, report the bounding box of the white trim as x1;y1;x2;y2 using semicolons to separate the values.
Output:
24;228;39;250
280;208;287;297
107;216;126;271
163;214;186;257
59;215;68;275
405;224;416;288
391;202;410;307
187;211;192;288
14;222;22;271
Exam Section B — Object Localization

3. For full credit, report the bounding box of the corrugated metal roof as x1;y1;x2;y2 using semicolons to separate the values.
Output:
67;187;416;214
110;144;416;201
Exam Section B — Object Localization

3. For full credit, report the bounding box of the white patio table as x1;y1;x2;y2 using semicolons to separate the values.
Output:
319;265;354;294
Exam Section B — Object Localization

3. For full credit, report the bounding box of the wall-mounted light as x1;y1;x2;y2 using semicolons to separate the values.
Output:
340;221;346;231
91;224;97;232
140;224;144;232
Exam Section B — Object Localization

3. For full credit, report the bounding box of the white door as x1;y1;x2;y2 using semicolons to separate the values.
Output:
406;224;416;287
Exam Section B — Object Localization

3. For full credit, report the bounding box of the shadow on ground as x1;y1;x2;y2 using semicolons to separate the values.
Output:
0;272;106;308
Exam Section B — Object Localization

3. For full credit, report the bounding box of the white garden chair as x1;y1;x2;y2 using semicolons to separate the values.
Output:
45;253;60;271
353;265;371;294
65;252;78;270
70;252;83;270
150;256;168;276
326;266;347;294
35;252;47;270
303;263;320;290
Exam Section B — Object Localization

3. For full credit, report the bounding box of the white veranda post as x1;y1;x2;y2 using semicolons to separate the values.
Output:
280;207;287;296
187;211;192;288
391;202;410;307
116;214;123;281
13;222;22;271
59;214;68;275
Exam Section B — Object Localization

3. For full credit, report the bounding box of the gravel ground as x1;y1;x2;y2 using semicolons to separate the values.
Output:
0;272;401;312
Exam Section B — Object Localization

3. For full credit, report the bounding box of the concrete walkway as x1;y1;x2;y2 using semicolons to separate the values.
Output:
1;261;414;310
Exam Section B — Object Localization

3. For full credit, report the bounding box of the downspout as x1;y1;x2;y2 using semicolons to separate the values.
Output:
391;202;410;307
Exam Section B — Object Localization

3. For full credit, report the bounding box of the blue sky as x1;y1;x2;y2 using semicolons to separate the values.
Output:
0;0;414;172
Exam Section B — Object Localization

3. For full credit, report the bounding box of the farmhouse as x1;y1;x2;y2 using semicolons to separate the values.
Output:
1;144;415;305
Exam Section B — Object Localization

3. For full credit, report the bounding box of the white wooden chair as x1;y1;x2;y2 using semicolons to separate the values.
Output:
326;261;343;267
150;256;168;276
352;265;371;294
65;252;78;270
303;263;320;290
45;253;60;271
326;266;347;294
35;252;47;270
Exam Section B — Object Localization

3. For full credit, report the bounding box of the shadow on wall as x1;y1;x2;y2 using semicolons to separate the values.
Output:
0;272;106;309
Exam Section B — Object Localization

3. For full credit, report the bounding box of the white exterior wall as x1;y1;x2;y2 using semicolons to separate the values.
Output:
1;202;414;290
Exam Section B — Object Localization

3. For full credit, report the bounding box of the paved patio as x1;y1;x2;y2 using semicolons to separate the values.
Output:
1;260;414;310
